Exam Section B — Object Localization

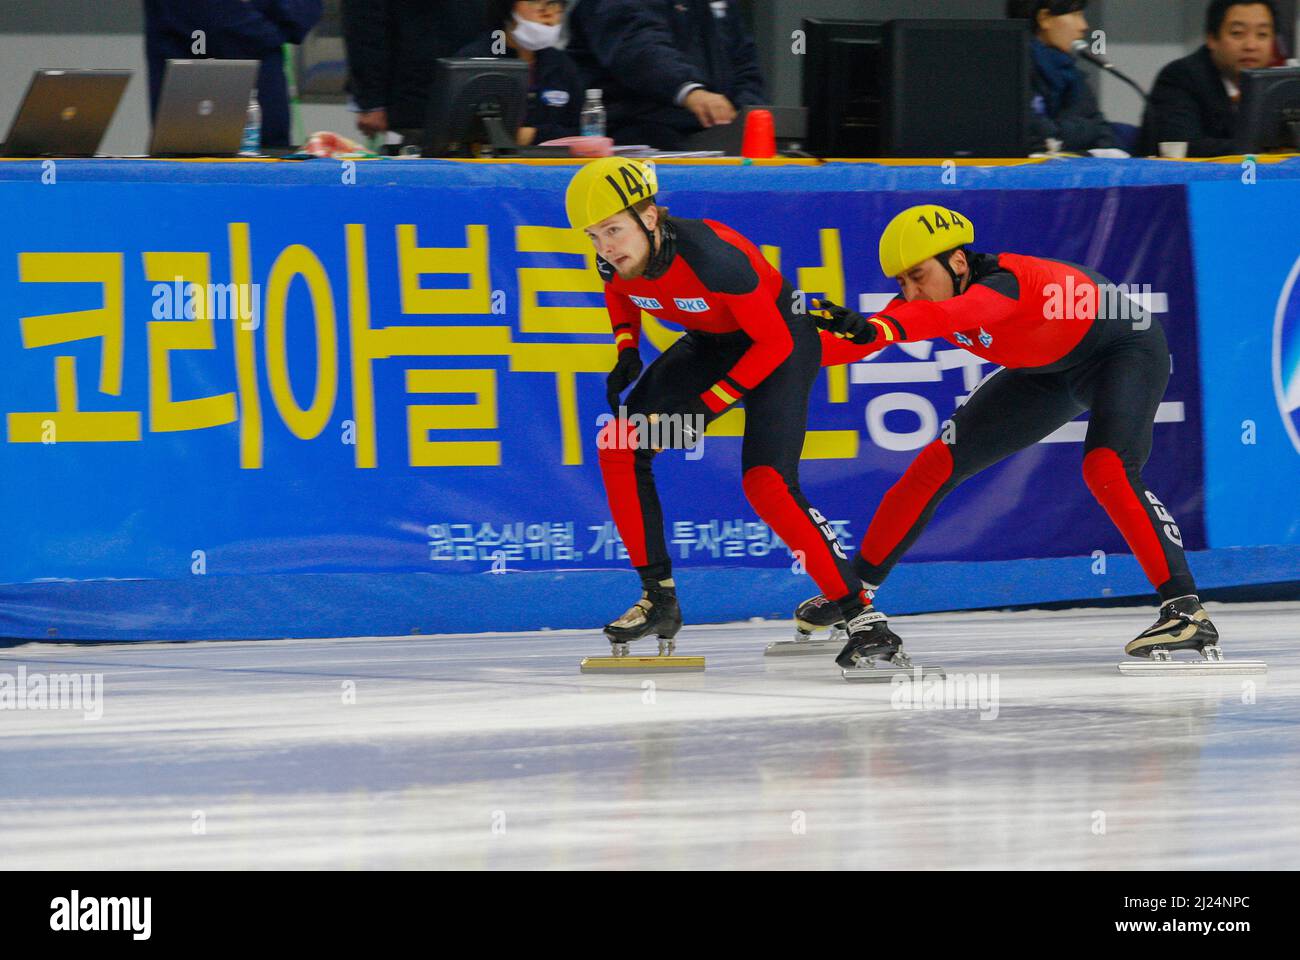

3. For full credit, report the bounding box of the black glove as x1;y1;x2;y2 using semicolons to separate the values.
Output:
606;349;643;413
813;298;877;346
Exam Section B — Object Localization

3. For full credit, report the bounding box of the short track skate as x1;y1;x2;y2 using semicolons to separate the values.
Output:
1117;597;1266;676
836;606;944;683
580;590;705;673
765;594;848;656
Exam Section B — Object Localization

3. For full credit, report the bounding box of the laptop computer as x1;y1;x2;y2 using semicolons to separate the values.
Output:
0;69;131;157
149;59;258;157
682;105;809;155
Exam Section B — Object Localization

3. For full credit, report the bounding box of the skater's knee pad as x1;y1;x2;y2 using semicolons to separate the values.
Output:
741;465;791;511
905;439;955;491
596;418;639;464
1082;447;1132;500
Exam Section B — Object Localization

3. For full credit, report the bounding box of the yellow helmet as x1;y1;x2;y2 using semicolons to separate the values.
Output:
878;205;975;278
565;158;659;231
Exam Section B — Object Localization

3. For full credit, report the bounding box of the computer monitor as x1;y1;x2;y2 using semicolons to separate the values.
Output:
801;18;884;158
883;20;1030;158
1239;67;1300;152
1;69;131;157
149;59;258;157
423;58;568;158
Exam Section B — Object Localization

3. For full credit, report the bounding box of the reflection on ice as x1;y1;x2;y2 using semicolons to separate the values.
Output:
0;601;1296;869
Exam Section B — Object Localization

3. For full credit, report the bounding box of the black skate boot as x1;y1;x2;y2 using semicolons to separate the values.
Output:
1125;595;1220;660
835;603;907;670
604;577;683;656
793;593;847;641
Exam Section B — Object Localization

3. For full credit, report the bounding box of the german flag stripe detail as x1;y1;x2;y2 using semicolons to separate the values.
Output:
615;333;635;346
709;383;739;406
877;313;907;340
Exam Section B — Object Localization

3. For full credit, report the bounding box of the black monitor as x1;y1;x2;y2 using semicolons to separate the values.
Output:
801;18;884;157
883;19;1030;158
1239;67;1300;152
423;58;567;158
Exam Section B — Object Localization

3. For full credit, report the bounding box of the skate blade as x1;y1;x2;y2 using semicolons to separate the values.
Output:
842;663;946;683
1117;659;1267;676
581;655;705;674
767;624;847;656
765;639;841;657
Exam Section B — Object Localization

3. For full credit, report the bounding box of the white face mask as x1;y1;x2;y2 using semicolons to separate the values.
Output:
512;15;562;51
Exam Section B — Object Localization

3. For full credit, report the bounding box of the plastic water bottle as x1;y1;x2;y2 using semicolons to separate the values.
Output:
580;89;606;138
239;89;262;156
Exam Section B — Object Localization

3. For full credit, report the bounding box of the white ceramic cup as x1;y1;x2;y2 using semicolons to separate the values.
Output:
1159;141;1190;159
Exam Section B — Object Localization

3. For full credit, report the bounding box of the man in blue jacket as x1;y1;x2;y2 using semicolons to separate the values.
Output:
144;0;323;148
566;0;767;149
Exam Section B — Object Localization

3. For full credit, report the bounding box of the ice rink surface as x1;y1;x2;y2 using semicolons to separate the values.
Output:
1;600;1297;870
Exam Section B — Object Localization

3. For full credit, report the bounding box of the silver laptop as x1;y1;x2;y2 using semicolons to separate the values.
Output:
1;69;131;157
149;59;258;157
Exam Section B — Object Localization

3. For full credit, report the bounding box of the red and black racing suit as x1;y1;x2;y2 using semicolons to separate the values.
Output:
597;217;862;604
820;252;1197;602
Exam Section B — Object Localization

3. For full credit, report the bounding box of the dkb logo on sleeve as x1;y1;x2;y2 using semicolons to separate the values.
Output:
1275;254;1300;456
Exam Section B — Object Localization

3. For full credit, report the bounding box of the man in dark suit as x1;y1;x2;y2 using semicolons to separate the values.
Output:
341;0;487;139
565;0;767;149
1141;0;1279;156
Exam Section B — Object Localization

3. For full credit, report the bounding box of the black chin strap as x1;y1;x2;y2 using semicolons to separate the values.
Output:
938;247;968;297
642;213;676;280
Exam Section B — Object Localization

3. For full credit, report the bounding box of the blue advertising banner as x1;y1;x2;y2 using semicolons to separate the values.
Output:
0;166;1208;637
1189;179;1300;547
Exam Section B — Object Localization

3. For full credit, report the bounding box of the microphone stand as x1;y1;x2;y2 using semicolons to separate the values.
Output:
1072;41;1149;101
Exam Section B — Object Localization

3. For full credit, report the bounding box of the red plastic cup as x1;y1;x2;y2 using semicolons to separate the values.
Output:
741;109;776;159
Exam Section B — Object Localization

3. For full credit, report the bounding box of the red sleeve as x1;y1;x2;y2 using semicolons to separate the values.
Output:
697;290;792;414
604;288;642;352
870;284;1019;342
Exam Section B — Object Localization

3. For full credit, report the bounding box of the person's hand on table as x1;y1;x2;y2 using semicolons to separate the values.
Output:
684;90;737;128
356;109;388;136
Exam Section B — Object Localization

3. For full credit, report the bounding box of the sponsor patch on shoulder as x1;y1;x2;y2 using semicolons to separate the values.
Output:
630;296;662;310
674;297;710;312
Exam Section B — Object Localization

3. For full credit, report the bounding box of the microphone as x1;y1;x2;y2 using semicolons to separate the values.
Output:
1071;39;1148;101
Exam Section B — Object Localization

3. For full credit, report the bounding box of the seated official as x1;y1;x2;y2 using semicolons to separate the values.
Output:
566;0;766;150
458;0;582;145
1141;0;1279;157
1008;0;1120;153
